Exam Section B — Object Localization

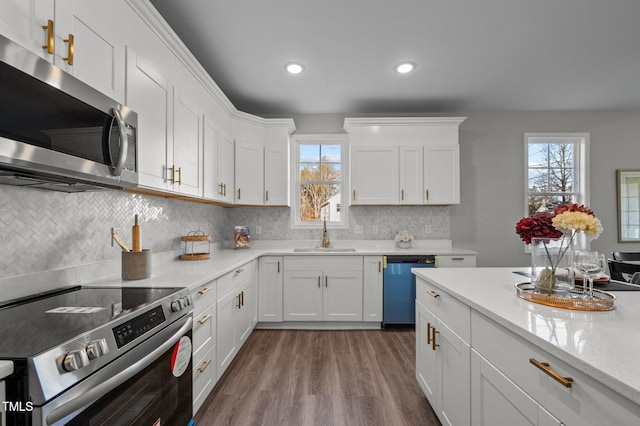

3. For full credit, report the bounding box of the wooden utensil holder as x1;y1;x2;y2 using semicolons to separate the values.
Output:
122;249;151;280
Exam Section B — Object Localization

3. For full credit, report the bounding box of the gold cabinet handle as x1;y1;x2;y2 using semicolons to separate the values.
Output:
431;327;439;351
198;314;212;324
325;276;328;288
353;190;356;201
317;276;321;288
241;290;244;307
383;256;387;269
237;188;241;200
168;165;176;183
198;359;212;373
426;289;440;298
42;19;54;54
425;189;429;201
177;167;182;185
198;287;212;295
235;268;244;274
218;182;224;196
236;294;242;309
223;183;227;197
265;190;269;202
63;34;74;65
277;261;280;273
401;189;405;201
427;322;433;344
529;358;573;388
378;261;381;273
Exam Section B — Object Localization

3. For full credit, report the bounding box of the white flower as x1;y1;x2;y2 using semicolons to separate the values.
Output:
394;231;414;243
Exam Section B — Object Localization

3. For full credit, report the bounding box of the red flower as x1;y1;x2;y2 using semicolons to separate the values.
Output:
553;203;595;216
515;211;563;245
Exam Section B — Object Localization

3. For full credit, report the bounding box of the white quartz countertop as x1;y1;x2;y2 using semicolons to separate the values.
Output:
86;240;475;290
411;267;640;406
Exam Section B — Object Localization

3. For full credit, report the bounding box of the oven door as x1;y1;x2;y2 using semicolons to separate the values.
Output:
36;315;193;426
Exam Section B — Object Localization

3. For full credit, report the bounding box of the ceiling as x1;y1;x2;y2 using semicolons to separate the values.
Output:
149;0;640;117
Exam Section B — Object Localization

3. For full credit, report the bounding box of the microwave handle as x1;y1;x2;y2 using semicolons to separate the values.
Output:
45;315;192;425
110;107;129;177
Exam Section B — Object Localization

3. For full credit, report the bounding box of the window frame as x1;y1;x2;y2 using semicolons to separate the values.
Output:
290;134;349;229
523;133;590;249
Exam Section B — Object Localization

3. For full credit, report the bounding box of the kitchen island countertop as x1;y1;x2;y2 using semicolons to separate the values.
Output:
411;267;640;407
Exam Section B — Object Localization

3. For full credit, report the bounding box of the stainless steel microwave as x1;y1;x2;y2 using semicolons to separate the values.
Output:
0;34;137;192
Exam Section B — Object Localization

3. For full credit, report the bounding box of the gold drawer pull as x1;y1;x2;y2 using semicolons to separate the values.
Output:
198;359;212;373
426;290;440;298
42;19;54;54
198;314;212;324
431;328;439;351
198;287;212;295
529;358;573;388
235;268;244;274
427;322;433;344
63;33;74;65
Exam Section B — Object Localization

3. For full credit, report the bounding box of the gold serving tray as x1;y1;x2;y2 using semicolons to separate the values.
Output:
516;283;615;311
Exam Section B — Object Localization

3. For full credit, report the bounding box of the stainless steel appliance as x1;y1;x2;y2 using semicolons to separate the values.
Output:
0;286;194;426
0;34;138;192
382;255;436;328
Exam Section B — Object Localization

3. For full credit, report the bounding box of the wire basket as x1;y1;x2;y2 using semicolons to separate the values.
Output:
180;230;211;261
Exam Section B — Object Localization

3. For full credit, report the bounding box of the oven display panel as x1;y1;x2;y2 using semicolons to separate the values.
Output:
113;306;166;348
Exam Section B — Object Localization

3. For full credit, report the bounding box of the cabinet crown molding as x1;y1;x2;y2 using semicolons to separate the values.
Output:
343;117;467;132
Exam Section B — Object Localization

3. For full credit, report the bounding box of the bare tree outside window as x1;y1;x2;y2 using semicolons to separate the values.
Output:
298;144;342;222
527;142;577;215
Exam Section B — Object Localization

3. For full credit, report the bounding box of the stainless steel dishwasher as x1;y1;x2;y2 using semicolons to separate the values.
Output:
382;255;436;328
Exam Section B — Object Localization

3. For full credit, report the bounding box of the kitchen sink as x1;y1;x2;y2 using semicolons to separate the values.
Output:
293;247;357;252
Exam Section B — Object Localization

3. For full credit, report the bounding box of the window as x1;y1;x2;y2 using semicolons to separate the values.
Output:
291;134;347;229
525;133;589;216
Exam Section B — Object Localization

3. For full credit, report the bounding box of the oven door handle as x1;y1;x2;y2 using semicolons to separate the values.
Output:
46;316;192;425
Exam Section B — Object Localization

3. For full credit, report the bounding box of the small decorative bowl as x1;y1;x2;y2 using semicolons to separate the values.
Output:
397;241;412;249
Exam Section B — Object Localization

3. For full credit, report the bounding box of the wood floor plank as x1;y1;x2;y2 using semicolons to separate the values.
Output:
195;329;440;426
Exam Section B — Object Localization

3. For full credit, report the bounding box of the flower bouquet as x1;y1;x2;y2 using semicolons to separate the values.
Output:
515;204;603;294
394;231;414;249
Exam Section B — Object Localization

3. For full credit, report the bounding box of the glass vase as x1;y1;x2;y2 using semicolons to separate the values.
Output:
530;237;574;295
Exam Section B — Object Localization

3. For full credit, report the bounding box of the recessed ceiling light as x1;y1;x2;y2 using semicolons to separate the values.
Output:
395;62;416;74
285;62;304;74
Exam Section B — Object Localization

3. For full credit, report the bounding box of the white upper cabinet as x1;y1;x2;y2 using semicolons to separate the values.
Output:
234;140;264;205
263;120;294;206
171;87;202;196
1;0;125;101
345;117;466;206
218;132;236;203
202;117;220;201
350;145;399;205
424;145;460;204
125;47;171;190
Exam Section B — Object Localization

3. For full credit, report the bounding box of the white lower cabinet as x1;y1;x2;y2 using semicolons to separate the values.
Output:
471;350;562;426
362;256;383;322
416;299;471;426
216;261;257;381
191;280;217;414
258;256;283;322
283;256;363;322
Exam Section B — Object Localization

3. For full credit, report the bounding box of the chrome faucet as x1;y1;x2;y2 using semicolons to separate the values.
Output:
321;217;331;248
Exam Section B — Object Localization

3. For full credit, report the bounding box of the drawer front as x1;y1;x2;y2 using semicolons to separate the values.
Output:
472;311;640;426
285;256;362;271
193;345;216;414
192;280;217;315
193;303;216;357
437;255;476;268
217;263;252;301
416;277;471;343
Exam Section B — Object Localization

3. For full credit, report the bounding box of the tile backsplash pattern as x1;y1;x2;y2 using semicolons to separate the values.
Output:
224;205;450;242
0;186;225;278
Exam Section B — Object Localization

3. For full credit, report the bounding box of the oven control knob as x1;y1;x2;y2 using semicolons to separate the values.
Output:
171;300;181;312
86;338;109;359
62;350;90;372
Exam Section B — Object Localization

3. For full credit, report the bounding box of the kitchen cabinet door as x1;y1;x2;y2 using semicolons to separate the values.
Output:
424;145;460;204
258;256;283;322
399;145;424;204
264;144;289;205
283;270;323;321
216;289;239;380
125;47;171;190
363;256;383;322
237;276;255;345
436;320;471;426
471;350;562;426
217;132;235;203
350;145;399;205
416;300;437;403
323;270;363;321
235;140;264;205
172;88;202;196
203;117;220;200
0;1;52;58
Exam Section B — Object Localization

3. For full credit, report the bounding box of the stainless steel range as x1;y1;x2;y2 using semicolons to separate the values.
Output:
0;286;194;426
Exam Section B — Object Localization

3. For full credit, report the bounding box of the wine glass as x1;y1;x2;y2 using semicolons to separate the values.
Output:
574;251;606;300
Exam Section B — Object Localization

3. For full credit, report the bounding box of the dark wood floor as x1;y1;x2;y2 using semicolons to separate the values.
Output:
195;329;441;426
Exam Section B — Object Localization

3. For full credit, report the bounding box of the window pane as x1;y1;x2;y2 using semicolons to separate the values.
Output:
320;145;341;163
528;144;548;167
528;194;577;216
528;169;548;192
299;184;341;222
300;145;320;163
